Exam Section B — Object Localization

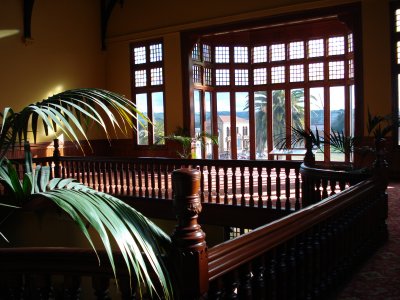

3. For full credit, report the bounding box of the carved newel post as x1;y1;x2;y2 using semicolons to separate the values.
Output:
52;138;61;178
170;168;208;299
303;134;315;167
373;138;389;187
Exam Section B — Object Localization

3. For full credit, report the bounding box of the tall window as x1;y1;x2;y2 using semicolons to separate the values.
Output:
130;40;165;146
189;16;356;162
391;2;400;146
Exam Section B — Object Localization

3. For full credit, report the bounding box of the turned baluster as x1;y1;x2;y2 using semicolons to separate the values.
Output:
29;274;54;299
215;165;221;203
252;256;266;299
223;166;229;204
275;167;281;210
157;164;162;198
170;168;208;299
208;166;213;203
257;166;263;208
63;275;81;299
238;263;253;299
240;166;246;206
92;276;111;299
285;168;291;211
249;167;254;207
232;166;237;206
266;168;272;209
294;168;300;210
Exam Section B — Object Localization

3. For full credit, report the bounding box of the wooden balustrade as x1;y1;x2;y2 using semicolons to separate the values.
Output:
206;177;387;299
300;163;371;207
9;155;303;211
0;157;388;299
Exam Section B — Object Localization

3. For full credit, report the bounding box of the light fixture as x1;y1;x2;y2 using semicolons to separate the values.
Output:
0;29;19;39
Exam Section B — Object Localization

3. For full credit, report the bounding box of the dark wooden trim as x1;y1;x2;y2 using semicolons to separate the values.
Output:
23;0;35;43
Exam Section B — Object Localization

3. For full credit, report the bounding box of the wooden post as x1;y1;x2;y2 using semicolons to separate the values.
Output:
170;168;208;299
53;138;61;178
303;134;315;167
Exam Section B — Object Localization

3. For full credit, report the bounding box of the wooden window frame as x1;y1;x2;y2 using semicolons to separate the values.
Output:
182;3;363;162
390;1;400;147
130;39;166;148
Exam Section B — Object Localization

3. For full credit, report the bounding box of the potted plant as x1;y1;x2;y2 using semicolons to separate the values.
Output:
156;126;218;159
0;88;174;299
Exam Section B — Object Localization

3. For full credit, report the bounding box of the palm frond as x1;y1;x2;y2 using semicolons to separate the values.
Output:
0;88;149;159
37;181;173;298
324;129;356;155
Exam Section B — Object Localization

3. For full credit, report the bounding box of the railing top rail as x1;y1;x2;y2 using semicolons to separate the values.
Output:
34;155;302;168
207;178;381;280
300;162;370;180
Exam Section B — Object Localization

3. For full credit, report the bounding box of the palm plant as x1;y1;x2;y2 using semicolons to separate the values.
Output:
156;126;218;159
244;90;305;155
0;88;174;299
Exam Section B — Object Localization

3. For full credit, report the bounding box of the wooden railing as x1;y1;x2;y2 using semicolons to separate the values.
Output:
0;166;387;299
11;155;303;211
300;163;371;207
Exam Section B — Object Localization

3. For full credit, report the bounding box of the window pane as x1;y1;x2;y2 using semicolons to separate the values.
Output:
290;64;304;82
193;65;201;84
271;44;285;61
134;46;146;64
205;92;213;158
234;69;249;85
135;70;147;87
203;44;212;62
236;92;249;159
396;9;400;32
310;87;324;161
215;46;230;63
253;46;267;63
309;63;324;81
308;39;324;58
234;46;248;63
149;43;163;62
192;43;200;60
151;67;163;85
205;67;212;85
254;91;268;159
349;59;354;78
136;93;148;145
348;33;353;53
217;92;231;159
253;68;267;85
271;66;285;83
194;90;202;158
152;92;165;144
272;90;286;147
328;36;345;56
349;85;355;137
329;61;345;79
289;41;305;59
330;86;345;161
291;88;305;148
397;41;400;64
216;69;230;85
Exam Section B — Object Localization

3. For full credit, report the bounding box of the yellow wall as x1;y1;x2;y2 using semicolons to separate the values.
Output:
0;0;393;141
0;0;106;143
106;0;392;136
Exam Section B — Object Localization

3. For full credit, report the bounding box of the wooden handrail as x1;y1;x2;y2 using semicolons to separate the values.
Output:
208;178;382;280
